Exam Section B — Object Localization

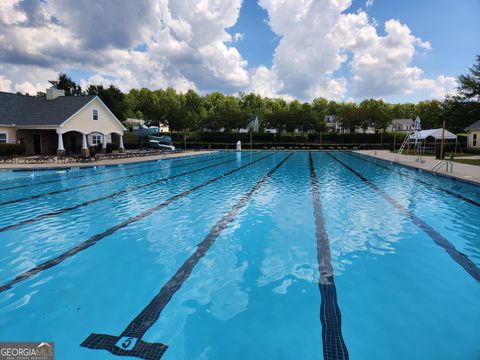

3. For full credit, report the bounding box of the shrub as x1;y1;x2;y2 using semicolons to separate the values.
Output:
0;143;26;155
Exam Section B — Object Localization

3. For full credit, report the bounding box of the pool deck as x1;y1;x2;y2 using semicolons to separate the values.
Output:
355;150;480;185
0;150;216;171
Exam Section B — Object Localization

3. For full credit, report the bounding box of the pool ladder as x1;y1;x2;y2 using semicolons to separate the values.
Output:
394;132;414;163
432;160;453;175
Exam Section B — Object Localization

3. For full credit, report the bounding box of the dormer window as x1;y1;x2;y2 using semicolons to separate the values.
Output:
92;109;99;121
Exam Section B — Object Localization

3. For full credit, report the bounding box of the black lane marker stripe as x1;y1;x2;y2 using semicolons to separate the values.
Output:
0;152;275;294
0;152;228;191
0;153;229;192
348;152;480;208
309;153;349;360
80;153;293;360
327;153;480;282
0;153;258;233
0;153;231;207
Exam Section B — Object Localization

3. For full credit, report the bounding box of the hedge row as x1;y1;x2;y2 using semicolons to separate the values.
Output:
168;132;403;144
121;131;467;149
179;142;394;150
0;143;26;155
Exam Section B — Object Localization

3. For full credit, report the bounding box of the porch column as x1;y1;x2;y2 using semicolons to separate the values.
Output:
56;131;65;156
81;133;89;156
119;135;125;153
101;134;107;153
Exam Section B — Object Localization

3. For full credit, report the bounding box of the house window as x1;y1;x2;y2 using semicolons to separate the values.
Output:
474;133;477;147
92;109;99;120
0;132;7;143
91;133;103;146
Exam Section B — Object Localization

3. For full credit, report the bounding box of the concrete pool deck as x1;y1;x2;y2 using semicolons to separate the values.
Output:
355;150;480;185
0;150;216;171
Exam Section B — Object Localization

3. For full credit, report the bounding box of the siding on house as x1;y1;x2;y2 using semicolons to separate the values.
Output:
60;97;125;135
467;130;480;149
0;126;16;143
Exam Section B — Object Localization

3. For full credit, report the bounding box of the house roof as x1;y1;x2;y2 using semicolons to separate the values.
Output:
465;120;480;131
0;91;96;126
391;118;413;124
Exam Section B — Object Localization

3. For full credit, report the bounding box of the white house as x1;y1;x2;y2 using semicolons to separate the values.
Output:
386;119;414;132
465;120;480;150
325;115;344;133
0;88;126;155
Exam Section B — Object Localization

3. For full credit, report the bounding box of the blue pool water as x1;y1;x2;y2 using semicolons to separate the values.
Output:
0;151;479;359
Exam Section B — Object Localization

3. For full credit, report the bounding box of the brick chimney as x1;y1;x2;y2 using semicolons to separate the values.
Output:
46;86;65;100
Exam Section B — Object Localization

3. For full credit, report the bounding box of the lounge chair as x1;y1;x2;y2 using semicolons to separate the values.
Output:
0;155;15;163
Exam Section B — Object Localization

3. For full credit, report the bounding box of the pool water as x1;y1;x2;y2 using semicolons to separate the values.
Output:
0;151;479;359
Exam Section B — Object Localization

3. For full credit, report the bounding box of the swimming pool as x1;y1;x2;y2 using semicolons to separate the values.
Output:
0;151;479;359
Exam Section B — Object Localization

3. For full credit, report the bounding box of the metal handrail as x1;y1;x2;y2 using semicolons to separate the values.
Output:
353;144;366;150
432;160;453;174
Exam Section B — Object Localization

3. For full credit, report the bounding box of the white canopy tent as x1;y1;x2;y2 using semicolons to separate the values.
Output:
409;128;457;140
408;128;459;157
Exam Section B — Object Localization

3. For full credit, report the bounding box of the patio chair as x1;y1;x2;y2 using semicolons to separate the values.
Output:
0;155;15;164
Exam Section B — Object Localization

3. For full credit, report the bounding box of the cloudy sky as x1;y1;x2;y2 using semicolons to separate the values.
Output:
0;0;478;102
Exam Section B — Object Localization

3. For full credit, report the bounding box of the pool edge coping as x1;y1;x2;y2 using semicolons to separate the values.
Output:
353;150;480;186
0;150;219;173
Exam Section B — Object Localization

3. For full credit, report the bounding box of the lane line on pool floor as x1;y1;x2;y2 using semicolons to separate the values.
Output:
0;153;233;207
0;152;228;192
309;153;349;360
0;153;227;191
327;153;480;282
347;152;480;208
80;153;293;360
0;153;259;233
0;152;276;294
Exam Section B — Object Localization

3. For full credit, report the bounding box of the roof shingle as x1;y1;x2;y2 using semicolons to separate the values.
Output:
0;92;96;126
465;120;480;131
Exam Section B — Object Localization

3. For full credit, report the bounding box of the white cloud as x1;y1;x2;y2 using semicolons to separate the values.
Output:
0;0;458;102
255;0;453;101
230;32;245;43
0;0;248;95
254;0;351;100
0;75;12;92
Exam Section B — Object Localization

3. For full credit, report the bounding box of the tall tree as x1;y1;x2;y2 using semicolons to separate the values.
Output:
339;102;363;133
359;98;390;132
49;73;82;96
458;55;480;102
86;84;126;120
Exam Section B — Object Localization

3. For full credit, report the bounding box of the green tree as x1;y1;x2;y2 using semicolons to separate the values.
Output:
415;100;443;129
311;97;328;131
339;102;363;133
458;55;480;101
263;98;288;133
86;84;126;120
359;98;390;133
49;73;82;96
182;89;204;131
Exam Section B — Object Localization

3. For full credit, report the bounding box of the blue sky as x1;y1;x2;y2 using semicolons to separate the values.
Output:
224;0;479;102
363;0;479;78
0;0;478;103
